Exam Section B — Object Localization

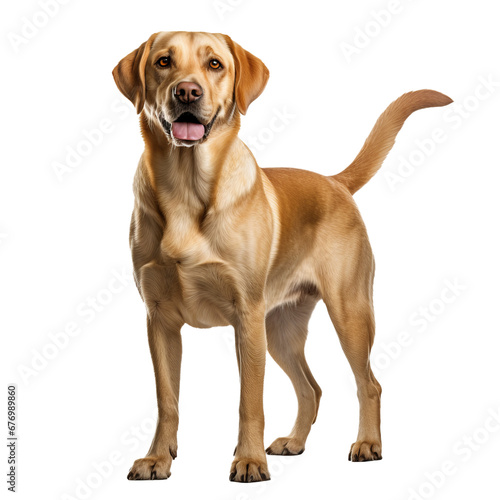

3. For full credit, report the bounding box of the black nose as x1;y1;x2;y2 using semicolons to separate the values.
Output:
175;81;203;104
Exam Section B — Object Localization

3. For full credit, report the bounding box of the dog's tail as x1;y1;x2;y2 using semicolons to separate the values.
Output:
333;90;453;194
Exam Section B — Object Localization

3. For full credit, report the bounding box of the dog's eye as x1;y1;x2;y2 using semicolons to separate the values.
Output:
156;56;170;68
209;59;222;70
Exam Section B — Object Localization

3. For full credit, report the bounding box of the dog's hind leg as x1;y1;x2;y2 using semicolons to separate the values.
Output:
265;294;322;455
319;234;382;462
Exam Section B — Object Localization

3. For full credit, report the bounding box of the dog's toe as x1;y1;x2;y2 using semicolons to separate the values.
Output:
127;456;172;480
229;457;270;483
266;437;305;456
349;441;382;462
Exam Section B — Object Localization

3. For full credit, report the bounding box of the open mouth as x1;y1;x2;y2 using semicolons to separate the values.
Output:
159;110;219;144
171;112;205;141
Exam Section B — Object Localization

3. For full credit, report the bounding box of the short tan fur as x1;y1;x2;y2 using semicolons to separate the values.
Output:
113;31;452;482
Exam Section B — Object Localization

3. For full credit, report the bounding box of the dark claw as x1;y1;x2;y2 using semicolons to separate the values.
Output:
281;448;290;455
240;474;245;482
127;471;133;480
229;471;236;481
352;454;358;462
261;472;268;481
298;449;304;455
151;470;157;480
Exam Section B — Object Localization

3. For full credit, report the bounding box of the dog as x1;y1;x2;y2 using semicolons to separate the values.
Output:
112;31;452;482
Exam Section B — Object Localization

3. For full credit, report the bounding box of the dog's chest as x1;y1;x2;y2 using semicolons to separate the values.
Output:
158;207;236;328
160;211;214;264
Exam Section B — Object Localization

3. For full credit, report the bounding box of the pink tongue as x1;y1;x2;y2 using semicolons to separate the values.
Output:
171;122;205;141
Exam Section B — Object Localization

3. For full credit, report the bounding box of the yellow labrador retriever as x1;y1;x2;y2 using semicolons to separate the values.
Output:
113;31;452;482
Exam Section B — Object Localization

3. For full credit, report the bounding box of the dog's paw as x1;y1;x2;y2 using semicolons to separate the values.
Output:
348;441;382;462
127;456;172;480
266;437;305;455
229;457;270;482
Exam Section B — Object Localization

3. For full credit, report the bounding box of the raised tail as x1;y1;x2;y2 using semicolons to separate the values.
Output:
333;90;453;194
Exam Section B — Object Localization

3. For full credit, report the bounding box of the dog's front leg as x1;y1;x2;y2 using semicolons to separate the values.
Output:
128;315;182;480
230;303;270;482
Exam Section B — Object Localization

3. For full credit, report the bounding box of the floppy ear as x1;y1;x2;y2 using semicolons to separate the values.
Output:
221;35;269;115
112;33;158;113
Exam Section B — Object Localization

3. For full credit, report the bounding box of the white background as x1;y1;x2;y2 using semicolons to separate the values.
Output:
2;0;499;499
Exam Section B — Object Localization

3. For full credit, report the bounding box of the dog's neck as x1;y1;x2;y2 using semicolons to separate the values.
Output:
139;113;259;213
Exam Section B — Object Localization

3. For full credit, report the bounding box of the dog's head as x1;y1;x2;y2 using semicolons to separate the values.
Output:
113;31;269;147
